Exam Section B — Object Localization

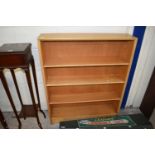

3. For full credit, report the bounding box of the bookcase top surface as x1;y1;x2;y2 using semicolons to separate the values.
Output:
38;33;137;41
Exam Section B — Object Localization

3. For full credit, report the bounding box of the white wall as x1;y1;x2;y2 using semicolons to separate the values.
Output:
0;26;134;111
126;27;155;107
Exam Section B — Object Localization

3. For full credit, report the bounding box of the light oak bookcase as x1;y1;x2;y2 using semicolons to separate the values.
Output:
38;33;137;123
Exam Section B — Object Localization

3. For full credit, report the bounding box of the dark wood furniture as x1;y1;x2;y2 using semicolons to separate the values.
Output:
0;108;8;129
0;43;45;129
140;67;155;119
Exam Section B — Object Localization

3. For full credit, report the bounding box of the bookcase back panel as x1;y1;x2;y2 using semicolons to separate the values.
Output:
48;84;124;104
45;66;128;86
41;41;134;66
50;100;119;122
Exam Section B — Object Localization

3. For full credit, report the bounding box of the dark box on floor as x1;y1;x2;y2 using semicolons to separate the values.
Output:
60;114;153;129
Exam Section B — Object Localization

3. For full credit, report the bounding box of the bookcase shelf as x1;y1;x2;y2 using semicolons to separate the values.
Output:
43;63;129;68
38;33;137;123
46;78;125;87
45;66;127;86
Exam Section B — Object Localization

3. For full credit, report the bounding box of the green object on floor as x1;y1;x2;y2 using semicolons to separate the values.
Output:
78;115;136;128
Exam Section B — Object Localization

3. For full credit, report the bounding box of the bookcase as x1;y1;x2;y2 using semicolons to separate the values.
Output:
38;33;137;123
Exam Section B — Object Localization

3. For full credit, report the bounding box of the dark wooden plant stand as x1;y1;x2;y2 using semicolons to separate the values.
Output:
0;108;9;129
0;43;46;129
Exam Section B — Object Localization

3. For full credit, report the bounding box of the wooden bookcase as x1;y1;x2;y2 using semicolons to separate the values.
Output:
38;33;137;123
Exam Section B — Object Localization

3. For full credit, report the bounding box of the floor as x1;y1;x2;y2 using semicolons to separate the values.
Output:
0;111;59;129
0;108;152;129
150;109;155;128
